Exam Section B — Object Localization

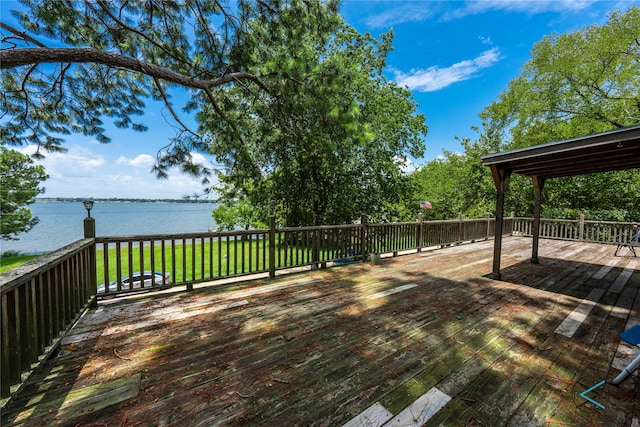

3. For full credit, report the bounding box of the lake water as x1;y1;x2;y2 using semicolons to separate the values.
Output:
2;201;218;254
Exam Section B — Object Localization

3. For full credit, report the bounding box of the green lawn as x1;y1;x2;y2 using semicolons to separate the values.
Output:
0;254;43;273
1;238;350;284
96;239;273;285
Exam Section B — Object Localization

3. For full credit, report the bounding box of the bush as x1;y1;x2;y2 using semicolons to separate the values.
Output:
1;250;21;258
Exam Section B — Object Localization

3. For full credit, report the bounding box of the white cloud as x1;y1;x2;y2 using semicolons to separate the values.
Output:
479;35;493;45
116;154;155;167
190;153;208;164
361;0;598;27
446;0;597;19
393;155;419;174
17;145;106;179
392;47;502;92
14;145;215;199
365;3;436;28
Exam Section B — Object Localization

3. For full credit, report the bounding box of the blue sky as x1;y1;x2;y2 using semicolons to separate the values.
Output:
5;0;638;199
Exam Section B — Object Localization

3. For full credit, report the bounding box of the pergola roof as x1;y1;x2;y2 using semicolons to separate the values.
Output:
481;124;640;179
481;124;640;278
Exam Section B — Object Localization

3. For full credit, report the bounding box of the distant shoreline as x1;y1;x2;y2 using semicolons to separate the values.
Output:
36;198;215;204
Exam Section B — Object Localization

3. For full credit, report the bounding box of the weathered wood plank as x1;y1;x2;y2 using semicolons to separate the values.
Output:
341;402;393;427
386;387;451;426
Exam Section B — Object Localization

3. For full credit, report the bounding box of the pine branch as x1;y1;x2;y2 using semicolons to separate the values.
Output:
1;47;262;91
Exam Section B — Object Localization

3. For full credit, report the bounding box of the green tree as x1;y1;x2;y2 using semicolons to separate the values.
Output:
0;146;48;240
476;6;640;220
481;6;640;147
204;25;427;226
212;192;266;232
0;0;340;178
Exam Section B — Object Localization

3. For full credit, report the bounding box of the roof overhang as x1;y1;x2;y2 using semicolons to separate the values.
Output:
481;124;640;181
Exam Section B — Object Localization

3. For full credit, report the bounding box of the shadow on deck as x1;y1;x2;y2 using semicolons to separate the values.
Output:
2;237;639;426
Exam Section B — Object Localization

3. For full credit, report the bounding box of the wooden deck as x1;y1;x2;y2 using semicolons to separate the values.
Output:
2;237;639;426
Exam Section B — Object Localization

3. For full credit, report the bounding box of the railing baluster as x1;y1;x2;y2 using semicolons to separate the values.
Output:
241;235;246;274
209;236;214;279
248;234;253;273
233;235;238;275
1;292;11;397
191;238;196;284
200;237;205;279
127;242;134;291
6;290;20;384
161;240;167;285
181;238;187;284
17;284;29;372
150;240;156;286
35;274;45;355
217;236;222;278
225;235;231;275
26;280;38;367
102;243;109;293
139;241;145;289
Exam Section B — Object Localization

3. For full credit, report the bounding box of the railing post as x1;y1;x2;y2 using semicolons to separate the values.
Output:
579;213;585;241
511;211;515;234
457;212;463;244
361;214;368;262
84;216;97;307
311;229;320;270
269;215;276;278
84;216;95;239
417;213;424;253
486;212;491;239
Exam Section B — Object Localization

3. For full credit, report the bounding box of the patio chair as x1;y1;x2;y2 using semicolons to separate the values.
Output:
614;228;640;256
612;325;640;385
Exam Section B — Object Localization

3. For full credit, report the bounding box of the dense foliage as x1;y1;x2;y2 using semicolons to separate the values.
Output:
206;25;426;226
0;146;49;240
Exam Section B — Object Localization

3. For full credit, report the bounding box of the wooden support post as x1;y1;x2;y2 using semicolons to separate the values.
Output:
457;212;463;245
531;176;546;264
490;165;511;279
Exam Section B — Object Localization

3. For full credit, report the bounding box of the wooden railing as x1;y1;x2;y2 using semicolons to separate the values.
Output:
95;229;271;294
92;215;500;299
0;239;96;400
513;215;637;243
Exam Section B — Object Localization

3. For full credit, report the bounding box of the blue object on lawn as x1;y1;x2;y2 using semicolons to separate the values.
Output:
334;248;361;265
613;324;640;385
